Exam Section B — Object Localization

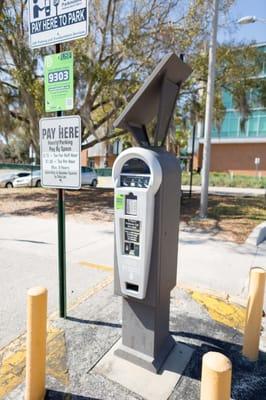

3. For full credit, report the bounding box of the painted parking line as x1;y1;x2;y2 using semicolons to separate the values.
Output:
0;327;68;399
191;291;246;331
0;274;113;398
79;261;113;272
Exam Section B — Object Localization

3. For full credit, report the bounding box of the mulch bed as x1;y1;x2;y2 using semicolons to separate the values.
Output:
0;188;265;243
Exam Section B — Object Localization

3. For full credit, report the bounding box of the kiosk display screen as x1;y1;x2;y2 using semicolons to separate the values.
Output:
121;158;150;188
121;158;150;174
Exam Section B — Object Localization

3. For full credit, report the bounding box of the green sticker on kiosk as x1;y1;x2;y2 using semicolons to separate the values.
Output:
116;194;124;210
44;51;74;112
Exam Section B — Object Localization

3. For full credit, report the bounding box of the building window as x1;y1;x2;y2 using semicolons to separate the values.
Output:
259;115;266;137
88;158;95;168
248;116;259;137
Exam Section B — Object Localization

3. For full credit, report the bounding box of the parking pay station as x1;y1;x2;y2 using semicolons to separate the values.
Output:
112;53;191;373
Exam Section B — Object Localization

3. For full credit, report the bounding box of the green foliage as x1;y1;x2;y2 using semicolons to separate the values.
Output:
182;172;266;189
1;139;30;163
182;43;266;134
0;0;265;157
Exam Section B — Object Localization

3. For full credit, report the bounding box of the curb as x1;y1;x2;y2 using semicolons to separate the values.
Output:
246;221;266;247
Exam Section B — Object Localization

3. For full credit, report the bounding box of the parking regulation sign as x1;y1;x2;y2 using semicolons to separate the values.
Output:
44;51;74;112
40;116;81;189
28;0;88;49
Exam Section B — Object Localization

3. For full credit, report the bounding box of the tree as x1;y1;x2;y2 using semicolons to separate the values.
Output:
0;0;265;160
183;42;266;133
0;0;42;160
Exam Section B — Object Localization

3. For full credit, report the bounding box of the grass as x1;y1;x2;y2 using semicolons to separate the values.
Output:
181;172;266;189
181;194;266;243
0;188;265;243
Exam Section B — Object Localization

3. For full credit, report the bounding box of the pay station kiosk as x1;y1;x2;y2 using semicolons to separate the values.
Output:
112;53;191;373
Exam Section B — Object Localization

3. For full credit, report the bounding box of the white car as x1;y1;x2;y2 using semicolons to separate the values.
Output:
13;170;41;188
81;167;98;187
12;168;97;188
0;171;30;188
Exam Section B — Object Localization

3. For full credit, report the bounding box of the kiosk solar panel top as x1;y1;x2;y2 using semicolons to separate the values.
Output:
113;53;192;131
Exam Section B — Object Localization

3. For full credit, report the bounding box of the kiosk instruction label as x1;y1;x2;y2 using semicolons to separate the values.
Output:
115;194;124;210
28;0;88;49
45;51;73;112
40;116;81;189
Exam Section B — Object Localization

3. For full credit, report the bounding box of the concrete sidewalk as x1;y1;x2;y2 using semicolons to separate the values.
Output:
178;227;266;309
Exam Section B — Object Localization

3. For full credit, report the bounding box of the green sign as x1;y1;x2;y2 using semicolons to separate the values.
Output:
44;51;73;112
115;194;125;210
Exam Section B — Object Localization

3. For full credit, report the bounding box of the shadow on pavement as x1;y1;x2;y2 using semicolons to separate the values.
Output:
66;315;121;329
171;330;266;400
45;390;100;400
0;238;52;245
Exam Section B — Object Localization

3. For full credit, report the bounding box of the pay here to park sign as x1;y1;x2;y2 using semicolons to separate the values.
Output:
40;116;81;189
28;0;88;48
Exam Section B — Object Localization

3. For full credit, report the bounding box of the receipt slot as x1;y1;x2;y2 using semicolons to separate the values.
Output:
112;53;192;372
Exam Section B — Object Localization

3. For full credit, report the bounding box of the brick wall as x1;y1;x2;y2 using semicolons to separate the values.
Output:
81;150;88;166
196;143;266;176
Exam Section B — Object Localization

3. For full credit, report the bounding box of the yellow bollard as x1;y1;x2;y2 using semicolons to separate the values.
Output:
243;267;266;362
200;352;232;400
25;287;47;400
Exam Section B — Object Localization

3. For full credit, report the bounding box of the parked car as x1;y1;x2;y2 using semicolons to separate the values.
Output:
13;170;41;188
81;167;98;187
0;171;34;188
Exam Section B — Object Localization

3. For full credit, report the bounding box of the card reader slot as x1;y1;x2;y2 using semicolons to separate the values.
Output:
126;282;139;292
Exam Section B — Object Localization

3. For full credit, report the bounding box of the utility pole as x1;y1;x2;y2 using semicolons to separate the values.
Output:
200;0;219;218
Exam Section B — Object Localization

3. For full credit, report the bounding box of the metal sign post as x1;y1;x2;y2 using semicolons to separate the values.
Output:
40;112;81;318
56;43;65;319
254;157;261;178
57;185;66;318
29;0;87;319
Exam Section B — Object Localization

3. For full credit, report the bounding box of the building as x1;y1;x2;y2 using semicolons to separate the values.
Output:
193;43;266;176
82;138;123;169
81;149;89;167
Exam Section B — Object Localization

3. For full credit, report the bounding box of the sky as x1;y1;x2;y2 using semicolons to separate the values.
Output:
218;0;266;45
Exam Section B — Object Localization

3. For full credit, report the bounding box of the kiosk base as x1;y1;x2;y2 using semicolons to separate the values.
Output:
115;334;175;373
95;339;194;400
115;297;175;373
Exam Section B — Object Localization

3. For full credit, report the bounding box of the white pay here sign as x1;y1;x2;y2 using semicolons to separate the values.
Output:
28;0;88;49
40;116;81;189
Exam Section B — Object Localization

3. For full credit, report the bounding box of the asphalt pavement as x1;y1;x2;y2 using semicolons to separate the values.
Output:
0;215;265;350
0;207;265;399
4;283;266;400
0;216;113;348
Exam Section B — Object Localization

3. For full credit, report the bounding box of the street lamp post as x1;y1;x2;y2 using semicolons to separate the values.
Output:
200;0;219;218
237;16;266;25
200;12;265;218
